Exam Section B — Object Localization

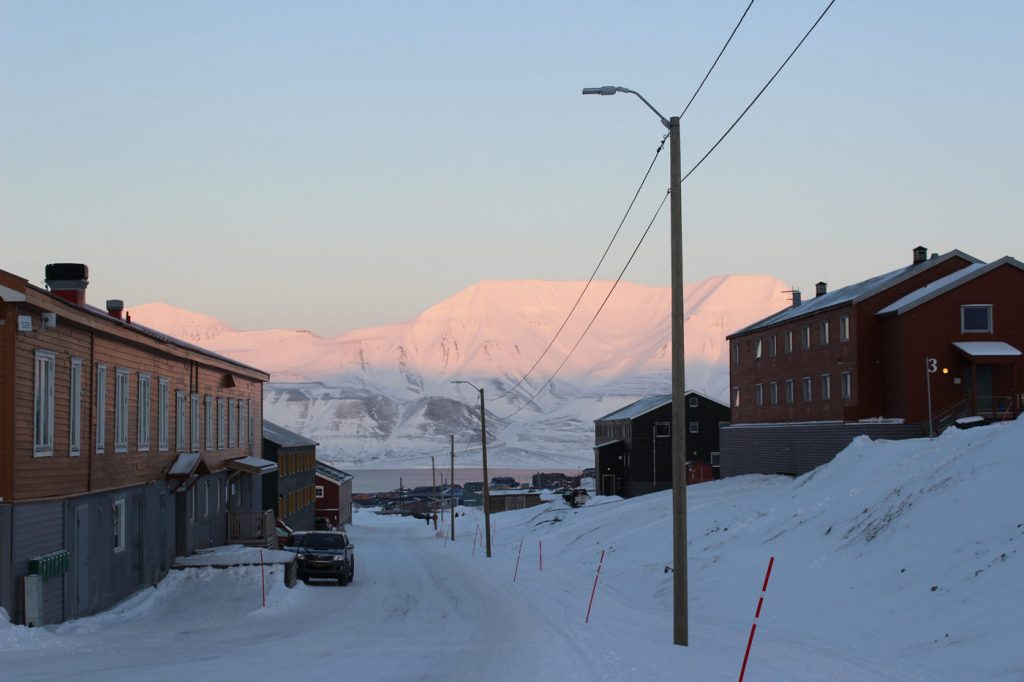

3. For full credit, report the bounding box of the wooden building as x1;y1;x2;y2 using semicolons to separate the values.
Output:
0;263;271;625
484;489;545;514
314;461;353;529
722;248;1024;476
593;391;730;497
262;420;318;532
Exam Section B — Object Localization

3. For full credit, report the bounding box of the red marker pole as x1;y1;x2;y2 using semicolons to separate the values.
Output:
513;539;524;582
585;549;606;623
539;540;543;572
738;556;775;682
260;549;266;608
472;524;480;557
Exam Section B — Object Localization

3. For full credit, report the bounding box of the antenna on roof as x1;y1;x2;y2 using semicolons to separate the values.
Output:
782;288;801;308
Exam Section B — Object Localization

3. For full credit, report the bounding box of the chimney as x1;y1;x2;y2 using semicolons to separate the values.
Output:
786;288;801;308
44;263;89;306
913;246;927;265
106;299;124;320
815;281;827;297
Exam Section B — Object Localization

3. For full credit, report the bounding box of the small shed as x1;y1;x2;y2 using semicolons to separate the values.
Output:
484;489;546;514
315;461;354;529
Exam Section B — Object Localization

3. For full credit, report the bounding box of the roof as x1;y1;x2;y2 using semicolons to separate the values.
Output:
728;250;981;337
595;390;727;422
263;419;319;448
226;456;279;475
315;461;353;483
487;489;542;497
877;257;1024;316
953;342;1022;358
167;452;208;477
594;439;624;449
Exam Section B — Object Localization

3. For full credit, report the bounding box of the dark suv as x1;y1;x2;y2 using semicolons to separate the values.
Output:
293;531;355;586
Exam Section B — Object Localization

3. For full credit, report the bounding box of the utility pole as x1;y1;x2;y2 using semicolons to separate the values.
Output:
450;435;455;541
479;387;492;558
399;477;404;514
431;456;437;530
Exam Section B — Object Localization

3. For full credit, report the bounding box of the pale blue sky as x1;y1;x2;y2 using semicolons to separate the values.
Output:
3;1;1021;335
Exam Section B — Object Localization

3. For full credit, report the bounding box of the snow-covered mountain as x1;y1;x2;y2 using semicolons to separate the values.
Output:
130;276;790;468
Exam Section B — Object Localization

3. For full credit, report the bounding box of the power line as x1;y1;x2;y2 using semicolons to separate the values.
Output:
492;132;669;400
678;0;757;120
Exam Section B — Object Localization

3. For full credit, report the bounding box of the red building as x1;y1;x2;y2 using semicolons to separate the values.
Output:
721;248;1023;476
314;461;353;530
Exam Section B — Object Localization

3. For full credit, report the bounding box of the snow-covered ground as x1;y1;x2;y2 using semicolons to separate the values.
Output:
3;419;1021;680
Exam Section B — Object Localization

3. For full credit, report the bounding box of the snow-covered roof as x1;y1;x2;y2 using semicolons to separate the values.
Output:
594;439;624;449
487;489;542;497
167;452;203;477
877;257;1024;316
226;456;279;475
263;419;319;448
597;394;671;421
316;461;353;483
953;342;1022;357
728;250;981;337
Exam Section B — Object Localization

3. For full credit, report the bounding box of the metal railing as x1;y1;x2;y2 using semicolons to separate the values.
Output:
228;510;276;548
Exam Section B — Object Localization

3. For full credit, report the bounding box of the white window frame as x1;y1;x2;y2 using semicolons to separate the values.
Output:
115;368;130;453
821;374;832;401
218;398;226;450
33;350;56;457
755;383;764;407
315;485;324;499
158;378;169;451
840;314;850;342
228;398;236;449
176;390;187;451
688;396;698;408
754;337;763;359
768;334;777;357
785;379;795;404
189;485;196;522
96;363;107;454
802;376;812;402
732;343;740;365
205;395;214;450
801;325;811;350
239;399;247;449
960;304;993;333
70;357;82;456
214;478;221;512
784;330;794;354
769;382;779;405
841;372;853;401
820;320;830;346
113;498;126;553
688;421;699;434
732;387;740;408
138;373;151;452
191;393;200;450
247;400;253;447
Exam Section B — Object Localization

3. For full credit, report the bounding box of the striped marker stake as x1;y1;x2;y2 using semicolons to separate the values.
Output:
472;524;480;557
738;556;775;682
260;549;266;608
584;549;606;623
513;539;524;582
539;540;543;572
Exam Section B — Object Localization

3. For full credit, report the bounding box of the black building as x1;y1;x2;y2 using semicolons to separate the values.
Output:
262;420;318;532
593;391;730;497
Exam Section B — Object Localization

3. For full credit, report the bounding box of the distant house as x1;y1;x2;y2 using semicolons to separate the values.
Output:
262;420;318;532
485;489;545;514
722;247;1024;477
314;462;353;529
593;391;730;497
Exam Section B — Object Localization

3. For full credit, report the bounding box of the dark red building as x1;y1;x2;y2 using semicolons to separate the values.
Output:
721;248;1023;476
314;461;353;530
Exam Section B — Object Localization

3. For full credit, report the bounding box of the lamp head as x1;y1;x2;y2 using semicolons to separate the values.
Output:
582;86;618;96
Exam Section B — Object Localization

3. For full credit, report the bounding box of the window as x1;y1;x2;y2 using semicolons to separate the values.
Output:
754;337;763;359
157;379;169;451
732;343;740;365
689;422;699;434
113;499;126;553
820;320;830;346
205;480;211;518
115;368;130;453
228;398;236;448
841;372;853;400
755;384;764;407
96;364;107;454
769;382;779;405
961;305;992;333
840;314;850;342
802;377;812;402
176;391;187;451
732;387;740;407
768;334;777;357
801;325;811;350
784;330;794;354
218;398;226;449
247;400;253;446
239;399;247;449
821;374;832;401
33;350;56;456
138;373;151;452
189;485;196;522
688;396;698;408
214;478;221;512
70;357;82;456
205;395;214;449
315;485;324;499
191;394;200;450
785;379;795;404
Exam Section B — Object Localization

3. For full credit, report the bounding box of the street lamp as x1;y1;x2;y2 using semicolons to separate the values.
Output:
451;380;492;558
583;85;688;647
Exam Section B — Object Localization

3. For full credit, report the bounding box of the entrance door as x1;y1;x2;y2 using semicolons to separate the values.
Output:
159;494;168;572
977;365;993;414
73;505;89;615
131;500;143;586
601;474;616;496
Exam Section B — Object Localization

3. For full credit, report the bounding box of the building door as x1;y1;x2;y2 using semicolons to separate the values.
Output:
159;494;168;572
73;505;89;616
976;365;993;415
131;500;143;586
601;474;616;496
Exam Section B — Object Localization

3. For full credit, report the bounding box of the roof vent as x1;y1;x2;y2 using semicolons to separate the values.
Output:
44;263;89;306
106;299;124;320
815;281;827;297
913;246;928;265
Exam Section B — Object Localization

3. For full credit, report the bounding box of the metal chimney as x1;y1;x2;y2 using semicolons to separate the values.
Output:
815;281;827;297
785;288;802;308
106;299;124;320
913;246;928;265
44;263;89;306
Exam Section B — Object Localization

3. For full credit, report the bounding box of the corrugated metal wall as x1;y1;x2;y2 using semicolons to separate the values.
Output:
720;422;926;477
0;504;12;620
12;500;65;624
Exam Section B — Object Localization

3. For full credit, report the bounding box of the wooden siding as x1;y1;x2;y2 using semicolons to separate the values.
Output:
1;303;16;501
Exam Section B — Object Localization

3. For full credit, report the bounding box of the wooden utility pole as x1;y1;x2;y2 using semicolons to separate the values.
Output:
450;435;455;541
431;456;437;529
480;388;492;558
399;477;403;514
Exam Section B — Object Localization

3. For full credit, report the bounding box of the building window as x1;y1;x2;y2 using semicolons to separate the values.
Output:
205;480;211;518
689;422;699;434
218;398;226;450
189;485;196;522
785;379;795;404
158;379;169;451
754;337;763;359
688;396;698;408
840;314;850;342
821;374;832;401
239;399;247;449
315;485;324;499
961;305;992;333
191;394;200;450
115;368;130;453
96;364;107;454
732;387;740;407
769;382;779;405
841;372;853;400
205;395;214;449
113;499;126;553
802;377;812;402
768;334;777;357
228;399;236;448
732;343;740;365
820;320;830;346
34;350;56;457
138;373;151;452
755;384;764;407
801;325;811;350
784;330;793;354
70;357;82;456
176;390;187;451
248;400;253;446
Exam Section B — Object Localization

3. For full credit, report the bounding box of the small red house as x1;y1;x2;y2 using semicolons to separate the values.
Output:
314;461;353;530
